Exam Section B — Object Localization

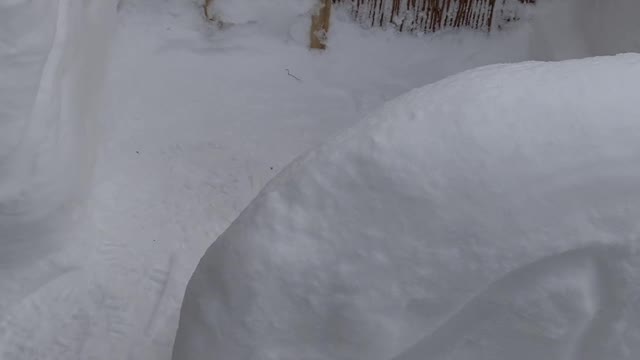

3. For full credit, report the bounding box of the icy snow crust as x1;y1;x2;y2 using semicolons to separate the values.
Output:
174;54;640;360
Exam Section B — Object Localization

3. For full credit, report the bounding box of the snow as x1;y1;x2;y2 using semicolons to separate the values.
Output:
528;0;640;59
0;0;116;273
1;0;67;261
174;54;640;360
209;0;316;25
1;0;640;359
0;1;117;358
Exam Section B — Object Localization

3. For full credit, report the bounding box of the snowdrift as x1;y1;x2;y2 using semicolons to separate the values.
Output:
0;0;117;262
174;54;640;360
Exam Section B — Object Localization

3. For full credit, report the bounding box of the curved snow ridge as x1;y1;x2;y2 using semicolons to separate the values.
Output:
0;0;118;357
0;0;58;160
0;0;118;263
174;54;640;360
393;244;635;360
0;0;59;219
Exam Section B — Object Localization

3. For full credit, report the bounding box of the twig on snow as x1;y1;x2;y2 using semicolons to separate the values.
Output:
286;69;302;82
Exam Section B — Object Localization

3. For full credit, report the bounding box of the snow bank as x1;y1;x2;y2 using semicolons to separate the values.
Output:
174;54;640;360
0;0;117;262
528;0;640;59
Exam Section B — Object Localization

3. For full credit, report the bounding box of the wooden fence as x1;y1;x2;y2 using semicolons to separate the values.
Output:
333;0;535;33
202;0;535;49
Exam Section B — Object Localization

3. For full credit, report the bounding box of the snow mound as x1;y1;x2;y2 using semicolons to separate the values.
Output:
174;54;640;360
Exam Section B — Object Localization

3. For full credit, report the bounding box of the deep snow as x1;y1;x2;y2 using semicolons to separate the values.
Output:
174;54;640;360
1;0;640;359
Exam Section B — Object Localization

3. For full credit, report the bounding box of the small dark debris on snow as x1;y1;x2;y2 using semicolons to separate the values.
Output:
285;69;302;82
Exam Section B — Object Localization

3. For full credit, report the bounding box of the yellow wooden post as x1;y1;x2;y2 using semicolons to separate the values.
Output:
204;0;214;20
310;0;332;50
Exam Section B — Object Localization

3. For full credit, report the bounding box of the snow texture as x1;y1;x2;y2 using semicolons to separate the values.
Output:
209;0;316;25
1;0;640;359
528;0;640;60
174;54;640;360
0;0;117;358
0;0;116;263
0;0;533;359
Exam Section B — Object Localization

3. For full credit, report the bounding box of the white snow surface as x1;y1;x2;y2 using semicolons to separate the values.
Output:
1;0;640;359
0;0;534;359
209;0;316;25
174;54;640;360
528;0;640;60
0;0;115;261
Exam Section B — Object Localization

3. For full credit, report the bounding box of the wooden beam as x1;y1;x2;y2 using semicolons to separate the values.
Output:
204;0;214;20
310;0;332;50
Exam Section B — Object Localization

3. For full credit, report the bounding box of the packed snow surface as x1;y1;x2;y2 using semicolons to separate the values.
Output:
174;54;640;360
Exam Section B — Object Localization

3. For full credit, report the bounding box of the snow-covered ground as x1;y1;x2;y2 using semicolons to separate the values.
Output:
1;0;639;359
